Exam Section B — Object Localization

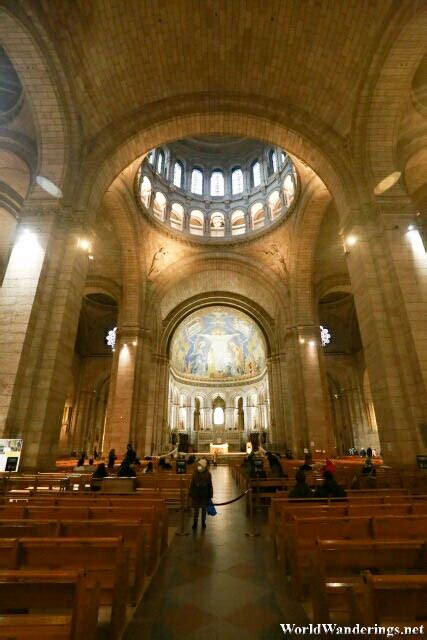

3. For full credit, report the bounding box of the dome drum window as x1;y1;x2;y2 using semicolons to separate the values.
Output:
137;137;298;241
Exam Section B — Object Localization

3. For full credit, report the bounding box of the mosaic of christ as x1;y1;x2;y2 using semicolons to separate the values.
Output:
170;307;267;380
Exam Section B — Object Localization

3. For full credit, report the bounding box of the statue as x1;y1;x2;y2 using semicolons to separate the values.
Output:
238;396;245;430
147;246;167;279
194;397;201;431
260;243;289;281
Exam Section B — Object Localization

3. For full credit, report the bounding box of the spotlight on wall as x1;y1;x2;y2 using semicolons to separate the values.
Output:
77;238;92;252
346;235;357;247
88;254;95;260
299;338;305;344
407;224;416;232
373;171;401;196
308;340;316;347
132;340;137;346
36;175;63;199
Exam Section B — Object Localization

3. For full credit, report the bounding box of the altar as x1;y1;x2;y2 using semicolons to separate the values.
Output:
210;443;229;455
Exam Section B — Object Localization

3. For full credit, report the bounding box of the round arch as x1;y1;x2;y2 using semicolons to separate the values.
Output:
363;5;427;191
76;102;357;220
0;7;71;194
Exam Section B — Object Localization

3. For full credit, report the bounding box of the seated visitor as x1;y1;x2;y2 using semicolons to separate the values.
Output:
315;470;346;498
323;458;337;474
266;451;286;477
288;469;313;498
362;457;376;476
125;443;138;465
90;462;108;491
299;453;313;471
117;459;136;478
74;456;86;471
159;457;172;470
85;458;97;472
107;448;117;469
143;461;154;473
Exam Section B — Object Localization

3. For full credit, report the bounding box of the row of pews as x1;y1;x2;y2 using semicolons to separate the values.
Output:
0;471;193;510
0;491;172;639
269;490;427;629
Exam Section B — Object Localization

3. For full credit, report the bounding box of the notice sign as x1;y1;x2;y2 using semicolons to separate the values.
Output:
0;439;23;472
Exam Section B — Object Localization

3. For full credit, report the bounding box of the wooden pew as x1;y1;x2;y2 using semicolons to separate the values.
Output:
0;520;60;538
58;520;146;603
0;570;99;640
373;515;427;540
287;516;373;599
14;537;128;640
311;539;427;623
350;573;427;628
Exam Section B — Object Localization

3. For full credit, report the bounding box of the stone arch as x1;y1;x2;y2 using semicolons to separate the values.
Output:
363;4;427;192
149;252;288;329
289;174;334;324
77;102;356;220
0;7;71;194
100;176;144;327
160;292;276;362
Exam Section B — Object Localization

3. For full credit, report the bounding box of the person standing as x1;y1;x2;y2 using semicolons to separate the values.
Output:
189;459;213;529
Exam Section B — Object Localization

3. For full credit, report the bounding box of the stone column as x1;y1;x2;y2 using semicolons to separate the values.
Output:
343;202;427;464
267;352;288;450
103;328;139;457
284;326;334;457
0;204;89;468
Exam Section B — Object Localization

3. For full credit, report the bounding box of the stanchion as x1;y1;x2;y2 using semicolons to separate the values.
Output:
245;487;260;537
176;471;190;537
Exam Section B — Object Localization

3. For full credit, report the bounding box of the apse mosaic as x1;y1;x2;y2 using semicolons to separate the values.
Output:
170;307;267;380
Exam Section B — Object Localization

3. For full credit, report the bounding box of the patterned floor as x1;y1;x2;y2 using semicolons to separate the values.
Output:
124;466;308;639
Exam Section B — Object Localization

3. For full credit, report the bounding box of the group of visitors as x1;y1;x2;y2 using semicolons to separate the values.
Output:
288;454;346;499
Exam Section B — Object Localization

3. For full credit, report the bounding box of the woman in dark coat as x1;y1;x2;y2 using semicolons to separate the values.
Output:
189;458;213;529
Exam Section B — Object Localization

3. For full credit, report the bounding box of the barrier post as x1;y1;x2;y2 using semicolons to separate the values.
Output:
176;471;190;537
245;487;260;537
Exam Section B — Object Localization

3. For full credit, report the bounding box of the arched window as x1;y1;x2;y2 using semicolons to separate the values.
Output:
251;202;265;230
170;203;184;230
210;170;224;196
252;161;261;188
231;209;246;236
156;151;165;174
191;168;203;195
147;150;155;165
190;210;204;236
280;151;286;165
283;174;295;207
269;149;277;174
173;161;183;188
268;190;281;220
153;191;166;220
140;176;152;208
231;167;243;194
213;407;224;425
210;212;225;237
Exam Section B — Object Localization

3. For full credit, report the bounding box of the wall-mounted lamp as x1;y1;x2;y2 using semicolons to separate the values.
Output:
77;237;92;253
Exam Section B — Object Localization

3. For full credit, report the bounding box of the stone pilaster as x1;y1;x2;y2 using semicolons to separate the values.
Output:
343;201;427;464
0;203;89;468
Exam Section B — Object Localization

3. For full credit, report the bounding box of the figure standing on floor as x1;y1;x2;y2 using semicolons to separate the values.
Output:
189;458;213;530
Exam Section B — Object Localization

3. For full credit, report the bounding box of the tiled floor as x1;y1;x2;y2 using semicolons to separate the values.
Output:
124;466;308;639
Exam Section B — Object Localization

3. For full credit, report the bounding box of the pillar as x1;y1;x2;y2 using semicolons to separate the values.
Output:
0;204;89;468
343;201;427;464
103;328;139;456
